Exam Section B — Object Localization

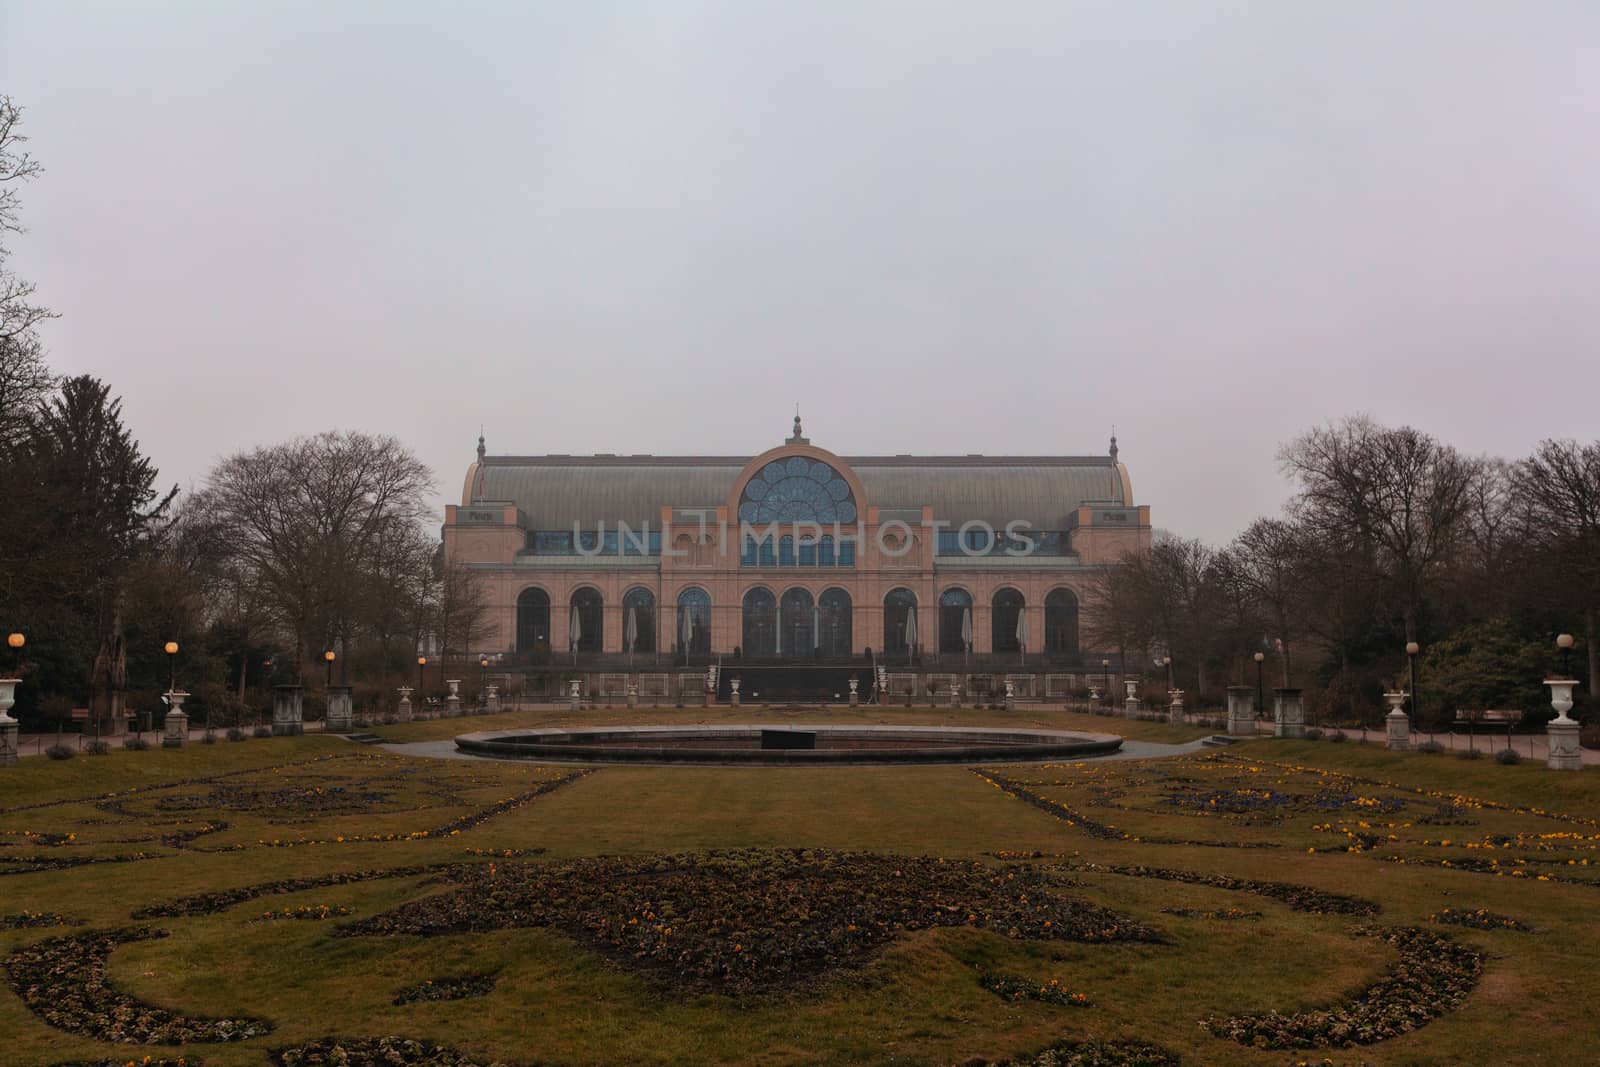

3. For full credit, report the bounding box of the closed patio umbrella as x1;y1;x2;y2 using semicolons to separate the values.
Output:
903;605;917;664
679;605;694;659
569;604;581;666
624;604;637;666
961;606;973;668
1015;610;1028;665
812;604;820;657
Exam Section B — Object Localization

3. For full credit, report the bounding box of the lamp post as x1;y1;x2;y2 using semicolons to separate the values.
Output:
479;657;488;705
1557;632;1575;680
417;656;426;704
1405;641;1421;730
323;649;335;689
164;641;179;693
1162;656;1174;693
1253;651;1265;715
6;631;22;672
1101;658;1110;704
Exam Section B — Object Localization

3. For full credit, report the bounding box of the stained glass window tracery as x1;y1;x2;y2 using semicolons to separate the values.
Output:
738;456;857;525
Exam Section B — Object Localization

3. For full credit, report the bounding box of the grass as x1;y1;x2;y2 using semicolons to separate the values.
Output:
1;713;1596;1066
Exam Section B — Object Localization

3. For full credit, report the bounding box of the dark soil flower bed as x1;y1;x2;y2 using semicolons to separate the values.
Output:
392;972;497;1005
250;904;354;922
155;785;395;819
426;770;593;836
1061;862;1380;916
133;864;456;919
270;1036;509;1066
1159;907;1262;921
50;1059;197;1066
979;971;1092;1006
1201;926;1483;1049
1431;907;1534;932
977;771;1279;849
0;853;158;878
1;911;83;929
2;926;274;1043
339;847;1161;994
992;1037;1181;1066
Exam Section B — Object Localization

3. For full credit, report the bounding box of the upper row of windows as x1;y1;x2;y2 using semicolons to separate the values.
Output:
522;528;1073;559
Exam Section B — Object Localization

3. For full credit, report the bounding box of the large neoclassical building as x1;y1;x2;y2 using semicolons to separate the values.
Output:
443;418;1149;681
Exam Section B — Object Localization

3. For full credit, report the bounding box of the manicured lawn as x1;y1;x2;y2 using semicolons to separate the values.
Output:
1;724;1596;1065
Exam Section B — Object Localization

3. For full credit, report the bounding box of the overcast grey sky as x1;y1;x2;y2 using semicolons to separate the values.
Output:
3;1;1597;543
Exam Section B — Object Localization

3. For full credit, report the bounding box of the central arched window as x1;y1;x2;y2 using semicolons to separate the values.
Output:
676;587;711;656
1045;588;1080;658
516;588;551;657
738;456;857;525
779;587;815;659
621;587;656;655
818;587;852;658
742;587;777;657
992;588;1025;653
883;587;918;660
569;587;603;654
939;588;972;654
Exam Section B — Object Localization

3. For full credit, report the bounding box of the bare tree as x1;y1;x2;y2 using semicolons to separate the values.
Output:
1228;517;1309;685
0;96;54;345
1515;439;1600;694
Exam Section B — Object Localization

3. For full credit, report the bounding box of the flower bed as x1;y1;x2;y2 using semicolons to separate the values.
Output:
133;864;454;919
1;911;82;929
1201;926;1483;1049
993;1037;1181;1066
250;905;353;922
1061;862;1380;916
1159;907;1261;921
270;1036;508;1066
339;848;1161;994
391;973;497;1005
979;972;1091;1006
2;927;273;1043
1431;907;1534;932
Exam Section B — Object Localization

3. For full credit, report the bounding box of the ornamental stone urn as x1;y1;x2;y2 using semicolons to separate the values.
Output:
627;682;638;709
568;679;581;712
1545;680;1582;771
325;685;353;733
730;677;741;708
485;685;500;713
445;679;462;717
162;691;190;748
1168;689;1185;725
1225;686;1254;736
848;676;859;707
0;678;20;766
1384;692;1411;751
1088;685;1101;704
1123;679;1140;719
953;681;963;710
1004;679;1015;711
1273;688;1306;739
396;686;414;723
272;685;304;737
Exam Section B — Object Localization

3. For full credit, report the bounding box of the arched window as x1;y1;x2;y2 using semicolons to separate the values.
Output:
883;587;918;661
759;536;776;567
742;587;777;657
818;587;852;658
1045;588;1080;658
991;588;1025;653
569;587;603;654
819;535;836;566
622;587;656;655
516;588;551;657
779;535;796;567
779;587;815;659
676;587;712;656
939;588;973;654
738;456;857;525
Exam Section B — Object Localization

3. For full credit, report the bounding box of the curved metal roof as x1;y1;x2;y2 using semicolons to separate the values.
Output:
471;454;1126;532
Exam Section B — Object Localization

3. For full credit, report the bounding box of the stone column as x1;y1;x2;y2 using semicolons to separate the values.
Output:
162;690;191;748
272;685;304;737
485;685;500;712
1545;680;1582;771
1273;687;1305;739
1226;686;1254;736
396;686;414;723
0;678;20;767
730;677;741;707
1168;689;1185;725
848;677;859;707
325;686;353;733
1383;691;1410;750
1123;678;1140;719
569;679;581;712
445;679;462;717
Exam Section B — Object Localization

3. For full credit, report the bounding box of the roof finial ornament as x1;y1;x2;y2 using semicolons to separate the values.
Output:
1109;426;1118;462
787;406;808;445
476;427;486;461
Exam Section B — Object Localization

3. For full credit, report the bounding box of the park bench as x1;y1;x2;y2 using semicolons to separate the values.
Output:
1455;708;1523;748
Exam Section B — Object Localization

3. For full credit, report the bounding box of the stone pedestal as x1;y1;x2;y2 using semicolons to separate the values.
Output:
568;679;581;712
1123;679;1140;719
1546;680;1582;771
445;679;462;717
1168;689;1185;725
1004;680;1015;711
1273;687;1305;739
1225;686;1254;736
162;691;190;748
325;686;353;732
848;677;859;707
953;682;963;710
485;685;500;712
1383;692;1410;750
272;685;304;737
396;686;414;723
0;679;19;767
730;678;741;707
627;683;638;709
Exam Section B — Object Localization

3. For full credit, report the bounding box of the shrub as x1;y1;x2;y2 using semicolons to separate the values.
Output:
122;736;150;751
1326;729;1348;743
83;740;110;756
200;732;219;745
1302;727;1324;741
45;744;75;760
252;726;273;739
1457;747;1484;760
227;727;248;742
1415;740;1445;754
1495;747;1522;765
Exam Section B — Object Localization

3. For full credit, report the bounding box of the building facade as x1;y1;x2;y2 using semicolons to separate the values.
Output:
442;418;1150;674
